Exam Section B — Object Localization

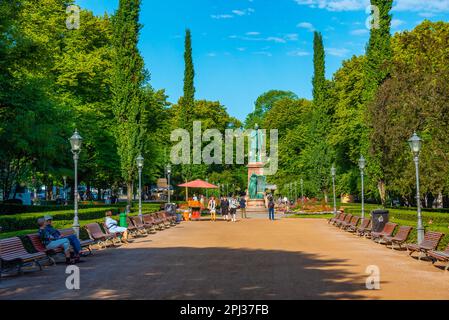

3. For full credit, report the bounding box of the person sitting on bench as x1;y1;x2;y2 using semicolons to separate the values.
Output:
44;215;83;262
105;211;130;244
38;218;74;265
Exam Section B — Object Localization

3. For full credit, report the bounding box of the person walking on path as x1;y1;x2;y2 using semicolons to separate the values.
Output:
239;196;247;219
229;195;239;222
208;196;217;222
268;197;275;221
221;196;230;221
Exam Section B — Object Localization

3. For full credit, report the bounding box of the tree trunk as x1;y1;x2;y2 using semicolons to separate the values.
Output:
377;180;386;207
434;192;444;209
127;181;133;205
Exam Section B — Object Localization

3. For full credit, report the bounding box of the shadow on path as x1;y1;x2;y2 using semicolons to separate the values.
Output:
0;246;376;300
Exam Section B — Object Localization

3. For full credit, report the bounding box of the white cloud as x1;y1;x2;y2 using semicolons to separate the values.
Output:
246;31;261;36
294;0;449;12
350;28;368;36
297;22;315;32
287;50;311;56
253;51;273;57
294;0;367;12
212;8;255;20
391;19;405;28
327;47;350;57
211;14;233;19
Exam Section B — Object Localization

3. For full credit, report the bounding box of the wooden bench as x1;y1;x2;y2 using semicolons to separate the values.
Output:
381;226;413;249
342;216;360;231
406;231;445;260
130;216;154;234
84;223;118;249
144;214;164;231
27;234;63;265
0;237;46;278
336;214;352;228
59;229;94;255
371;222;397;242
427;244;449;271
355;219;371;236
124;217;145;237
331;213;346;226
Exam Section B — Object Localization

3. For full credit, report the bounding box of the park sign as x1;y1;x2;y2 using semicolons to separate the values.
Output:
157;178;168;188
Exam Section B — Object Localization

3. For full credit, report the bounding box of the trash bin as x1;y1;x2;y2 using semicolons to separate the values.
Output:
119;211;128;228
371;209;389;233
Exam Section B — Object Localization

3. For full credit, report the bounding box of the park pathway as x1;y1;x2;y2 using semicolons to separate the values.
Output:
1;218;449;300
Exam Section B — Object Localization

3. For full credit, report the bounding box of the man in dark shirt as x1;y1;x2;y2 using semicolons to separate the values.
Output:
38;218;73;264
44;216;82;262
239;196;247;219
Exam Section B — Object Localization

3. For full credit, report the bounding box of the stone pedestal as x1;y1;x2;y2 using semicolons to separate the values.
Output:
247;162;265;211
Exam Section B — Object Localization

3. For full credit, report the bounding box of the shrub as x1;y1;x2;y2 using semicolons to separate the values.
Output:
0;207;123;233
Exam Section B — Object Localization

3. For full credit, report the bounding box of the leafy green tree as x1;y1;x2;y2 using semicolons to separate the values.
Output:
365;0;393;205
111;0;147;204
244;90;297;129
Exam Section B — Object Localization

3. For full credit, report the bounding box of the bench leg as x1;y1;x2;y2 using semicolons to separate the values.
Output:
445;262;449;271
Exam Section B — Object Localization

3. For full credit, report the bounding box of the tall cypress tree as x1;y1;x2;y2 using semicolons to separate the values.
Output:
180;29;195;130
364;0;393;101
111;0;146;204
364;0;393;205
312;31;326;106
308;31;333;201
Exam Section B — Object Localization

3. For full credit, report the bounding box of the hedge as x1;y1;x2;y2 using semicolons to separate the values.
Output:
0;207;124;233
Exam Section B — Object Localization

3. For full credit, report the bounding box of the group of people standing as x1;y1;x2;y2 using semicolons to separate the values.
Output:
207;195;247;222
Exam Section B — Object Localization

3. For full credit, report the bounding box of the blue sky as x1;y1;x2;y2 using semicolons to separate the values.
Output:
76;0;449;121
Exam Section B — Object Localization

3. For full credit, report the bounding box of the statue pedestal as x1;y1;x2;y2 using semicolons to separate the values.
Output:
247;162;266;211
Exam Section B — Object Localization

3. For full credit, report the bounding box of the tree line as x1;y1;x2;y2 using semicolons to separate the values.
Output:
249;0;449;208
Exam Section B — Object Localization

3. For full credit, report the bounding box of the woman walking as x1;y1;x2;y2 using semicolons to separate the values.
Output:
221;196;230;221
208;196;217;221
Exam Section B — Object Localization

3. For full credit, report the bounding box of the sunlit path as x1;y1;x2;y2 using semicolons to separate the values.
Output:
2;218;449;300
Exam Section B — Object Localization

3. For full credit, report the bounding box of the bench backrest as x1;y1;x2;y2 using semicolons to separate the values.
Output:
359;219;371;230
85;223;107;240
338;214;346;222
131;216;146;227
27;234;46;253
343;214;353;223
422;231;445;249
59;229;75;237
394;226;413;241
381;223;397;236
0;237;29;259
350;216;360;226
143;215;154;224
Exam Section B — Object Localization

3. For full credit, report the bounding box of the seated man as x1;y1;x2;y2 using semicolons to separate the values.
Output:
105;211;129;244
44;215;83;263
38;218;73;265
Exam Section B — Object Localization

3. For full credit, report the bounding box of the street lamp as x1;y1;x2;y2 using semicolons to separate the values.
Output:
136;155;144;218
166;164;172;204
69;130;82;238
408;132;424;244
331;165;337;215
358;155;366;222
